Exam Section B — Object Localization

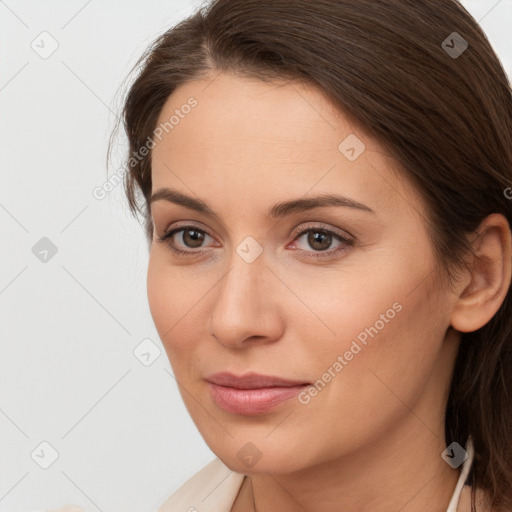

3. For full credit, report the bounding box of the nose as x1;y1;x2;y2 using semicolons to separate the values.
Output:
207;248;284;349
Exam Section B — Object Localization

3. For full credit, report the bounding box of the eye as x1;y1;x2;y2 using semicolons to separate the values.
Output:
156;225;215;257
289;224;354;259
156;222;354;260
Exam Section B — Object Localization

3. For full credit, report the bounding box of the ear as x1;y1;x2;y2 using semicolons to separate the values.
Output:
450;213;512;333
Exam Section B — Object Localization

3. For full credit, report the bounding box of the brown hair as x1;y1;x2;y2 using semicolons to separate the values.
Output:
113;0;512;509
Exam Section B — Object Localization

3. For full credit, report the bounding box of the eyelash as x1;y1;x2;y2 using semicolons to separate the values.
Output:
156;223;354;260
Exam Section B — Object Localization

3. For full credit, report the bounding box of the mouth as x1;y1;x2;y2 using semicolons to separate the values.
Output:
205;372;311;415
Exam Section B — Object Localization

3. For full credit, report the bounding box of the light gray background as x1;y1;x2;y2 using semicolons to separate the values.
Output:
1;1;511;511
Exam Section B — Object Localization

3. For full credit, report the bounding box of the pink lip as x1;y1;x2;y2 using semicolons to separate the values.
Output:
205;372;310;415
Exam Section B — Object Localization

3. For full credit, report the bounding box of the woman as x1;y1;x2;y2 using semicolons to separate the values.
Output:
116;0;512;510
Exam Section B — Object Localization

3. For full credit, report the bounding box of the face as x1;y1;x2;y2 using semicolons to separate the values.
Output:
147;71;458;474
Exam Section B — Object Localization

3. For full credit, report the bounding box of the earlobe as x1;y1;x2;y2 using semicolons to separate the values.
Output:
450;213;512;333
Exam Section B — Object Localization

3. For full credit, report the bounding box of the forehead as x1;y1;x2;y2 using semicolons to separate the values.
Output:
150;72;422;222
154;72;355;157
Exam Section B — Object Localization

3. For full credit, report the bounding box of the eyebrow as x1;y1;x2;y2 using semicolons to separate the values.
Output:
150;187;376;218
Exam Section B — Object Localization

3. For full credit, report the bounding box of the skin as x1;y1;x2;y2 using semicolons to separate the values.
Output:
148;71;511;512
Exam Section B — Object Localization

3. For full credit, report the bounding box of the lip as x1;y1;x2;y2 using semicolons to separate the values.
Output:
205;372;310;415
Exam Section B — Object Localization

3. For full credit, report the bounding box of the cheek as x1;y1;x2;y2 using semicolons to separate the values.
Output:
146;251;203;360
146;254;169;337
291;249;444;391
275;258;410;357
300;270;446;426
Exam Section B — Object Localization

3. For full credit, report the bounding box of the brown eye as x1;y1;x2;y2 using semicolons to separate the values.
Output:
181;228;206;248
307;230;333;251
291;225;354;260
157;225;214;256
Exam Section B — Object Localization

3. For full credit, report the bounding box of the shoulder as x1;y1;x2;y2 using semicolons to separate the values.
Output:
157;457;245;512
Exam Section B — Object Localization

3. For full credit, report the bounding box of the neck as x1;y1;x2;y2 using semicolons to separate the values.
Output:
246;419;461;512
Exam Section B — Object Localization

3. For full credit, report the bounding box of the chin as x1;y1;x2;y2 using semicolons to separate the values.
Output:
206;437;316;476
